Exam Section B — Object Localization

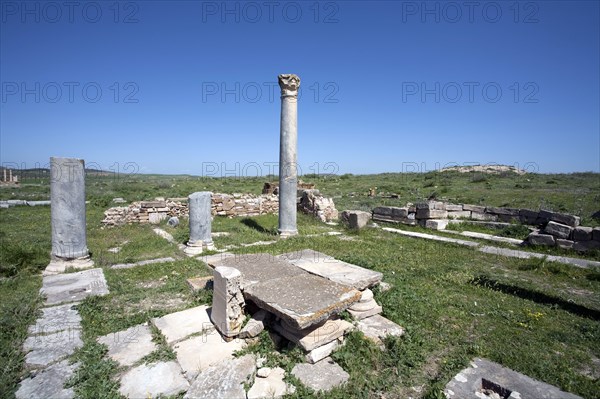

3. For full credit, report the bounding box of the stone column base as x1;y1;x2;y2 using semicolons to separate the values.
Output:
184;241;203;256
278;229;298;238
43;255;94;275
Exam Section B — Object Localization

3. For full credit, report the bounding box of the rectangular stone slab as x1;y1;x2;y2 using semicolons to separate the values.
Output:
41;268;109;305
211;253;305;286
245;273;360;330
278;249;383;290
273;318;352;351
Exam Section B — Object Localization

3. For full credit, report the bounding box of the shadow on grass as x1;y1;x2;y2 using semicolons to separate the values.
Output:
240;218;277;235
470;275;600;321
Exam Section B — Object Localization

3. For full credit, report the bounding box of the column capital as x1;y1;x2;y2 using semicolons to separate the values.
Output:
278;74;301;97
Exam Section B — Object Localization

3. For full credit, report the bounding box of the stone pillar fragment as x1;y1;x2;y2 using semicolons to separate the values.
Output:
45;157;93;274
185;191;214;255
9;169;12;182
278;73;300;237
211;266;245;338
3;169;6;182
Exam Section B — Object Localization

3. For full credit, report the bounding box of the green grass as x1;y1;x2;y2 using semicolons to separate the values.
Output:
1;171;599;398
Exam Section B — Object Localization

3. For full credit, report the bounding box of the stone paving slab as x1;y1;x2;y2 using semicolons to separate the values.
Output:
28;304;81;335
444;358;583;399
151;305;212;344
41;268;109;305
247;366;295;399
245;273;361;330
357;314;405;345
278;249;383;290
211;253;305;285
291;358;349;392
111;257;176;269
15;360;79;399
97;324;157;367
273;318;352;351
118;361;189;398
184;354;255;399
23;329;83;368
173;330;246;381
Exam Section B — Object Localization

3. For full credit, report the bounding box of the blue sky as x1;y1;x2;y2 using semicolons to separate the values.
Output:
1;0;599;176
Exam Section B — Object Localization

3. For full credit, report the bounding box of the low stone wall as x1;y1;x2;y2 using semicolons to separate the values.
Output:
372;201;600;252
102;191;338;226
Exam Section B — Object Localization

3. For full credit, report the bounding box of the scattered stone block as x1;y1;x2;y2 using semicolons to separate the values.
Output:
485;207;519;216
470;212;497;221
118;361;189;398
446;204;463;211
519;209;540;225
211;267;245;337
416;201;446;210
573;226;593;241
15;360;79;399
273;318;352;351
463;204;486;213
357;314;404;345
423;219;449;230
97;324;156;367
342;210;371;229
23;329;83;368
174;330;246;381
416;209;448;219
378;281;392;292
539;210;580;227
372;206;392;216
305;339;340;364
573;240;600;252
28;304;81;335
391;207;409;218
527;233;556;246
239;310;269;339
593;227;600;242
247;366;295;399
444;358;583;399
167;216;179;227
41;268;109;305
184;354;255;399
556;239;574;250
151;305;212;345
291;358;349;392
279;249;383;290
447;211;471;219
186;276;213;291
544;221;573;239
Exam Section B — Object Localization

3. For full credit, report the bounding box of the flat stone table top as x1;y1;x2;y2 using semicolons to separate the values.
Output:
212;253;361;330
278;249;383;290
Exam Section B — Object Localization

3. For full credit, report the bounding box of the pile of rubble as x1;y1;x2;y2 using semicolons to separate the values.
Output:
527;212;600;252
298;189;339;222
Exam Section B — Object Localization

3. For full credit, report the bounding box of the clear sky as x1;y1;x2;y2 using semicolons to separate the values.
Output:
1;0;599;176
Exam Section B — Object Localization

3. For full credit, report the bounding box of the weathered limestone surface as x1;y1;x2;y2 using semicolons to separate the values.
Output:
28;304;81;335
118;361;189;398
544;221;573;239
279;249;383;290
188;191;213;249
447;210;471;219
298;189;339;222
357;314;405;345
539;210;580;227
463;204;485;213
573;226;593;241
528;233;556;246
97;324;156;367
444;358;583;399
239;310;269;339
416;209;448;219
273;318;352;351
423;219;449;230
341;210;371;229
151;305;213;344
41;268;109;305
305;339;340;364
247;366;295;399
556;239;574;250
211;267;245;337
184;355;256;399
278;73;300;237
23;329;83;368
15;360;79;399
291;358;349;392
50;157;89;259
174;330;246;381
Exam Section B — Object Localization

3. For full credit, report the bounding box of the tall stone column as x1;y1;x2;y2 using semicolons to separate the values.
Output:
46;157;93;274
185;191;214;255
278;74;300;237
3;169;6;182
9;169;12;182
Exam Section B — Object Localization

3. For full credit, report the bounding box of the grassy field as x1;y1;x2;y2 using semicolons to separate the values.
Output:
1;171;599;398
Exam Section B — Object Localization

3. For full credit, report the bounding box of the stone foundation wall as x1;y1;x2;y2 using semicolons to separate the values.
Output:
372;201;599;252
102;191;338;226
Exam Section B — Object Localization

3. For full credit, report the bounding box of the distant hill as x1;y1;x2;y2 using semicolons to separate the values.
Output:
439;165;527;175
